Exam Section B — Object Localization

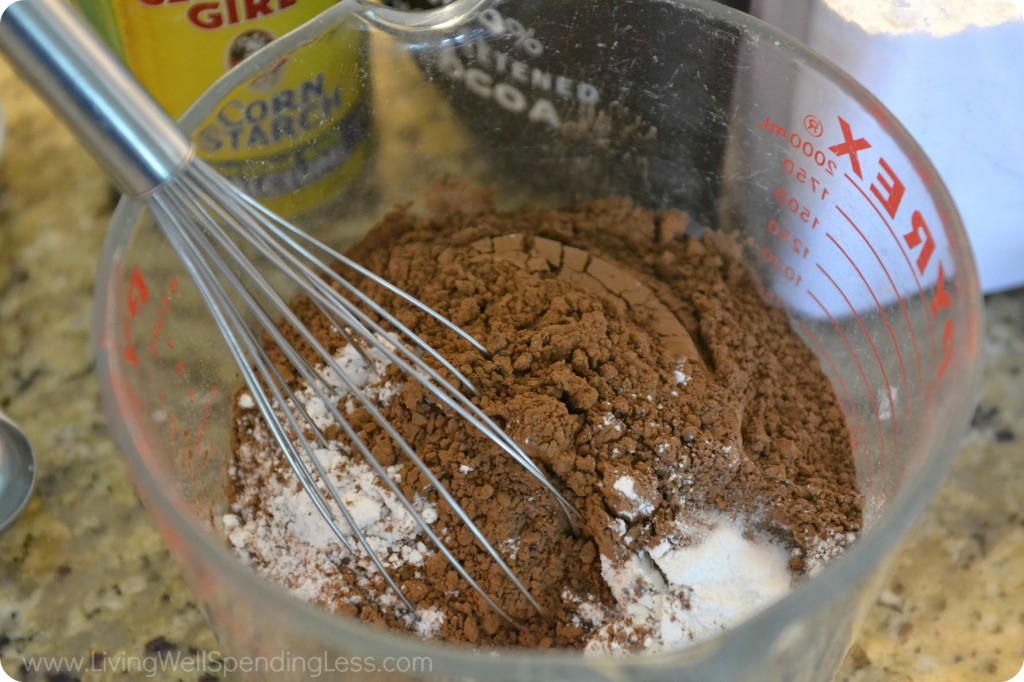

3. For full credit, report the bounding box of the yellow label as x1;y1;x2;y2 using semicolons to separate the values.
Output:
75;0;371;216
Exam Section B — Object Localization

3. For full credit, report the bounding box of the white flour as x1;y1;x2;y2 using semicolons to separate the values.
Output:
225;341;446;636
611;475;656;520
578;515;793;655
673;359;691;386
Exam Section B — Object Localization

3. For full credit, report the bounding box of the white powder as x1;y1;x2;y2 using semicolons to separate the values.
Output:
613;476;637;498
415;607;446;638
673;360;691;386
601;413;624;432
576;599;607;628
608;518;628;538
649;520;792;642
581;515;793;655
803;529;858;576
612;475;656;519
499;537;521;558
226;338;445;635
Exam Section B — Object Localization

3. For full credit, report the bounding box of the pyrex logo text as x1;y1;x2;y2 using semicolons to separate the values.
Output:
828;115;955;386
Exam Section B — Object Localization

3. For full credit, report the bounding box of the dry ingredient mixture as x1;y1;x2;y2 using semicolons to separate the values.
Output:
224;193;862;653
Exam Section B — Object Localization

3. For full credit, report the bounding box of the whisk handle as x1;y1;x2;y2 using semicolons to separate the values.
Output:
0;0;192;196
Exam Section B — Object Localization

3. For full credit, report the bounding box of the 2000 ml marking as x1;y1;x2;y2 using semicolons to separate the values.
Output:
121;265;221;454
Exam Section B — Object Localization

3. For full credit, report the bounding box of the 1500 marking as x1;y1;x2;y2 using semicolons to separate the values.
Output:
774;187;822;229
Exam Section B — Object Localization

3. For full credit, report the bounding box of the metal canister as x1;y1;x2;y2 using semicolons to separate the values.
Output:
73;0;372;216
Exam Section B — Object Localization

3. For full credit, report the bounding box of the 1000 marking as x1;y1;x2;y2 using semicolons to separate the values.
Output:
760;246;803;287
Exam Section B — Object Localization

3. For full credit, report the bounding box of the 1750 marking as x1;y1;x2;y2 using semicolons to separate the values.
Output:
782;158;830;202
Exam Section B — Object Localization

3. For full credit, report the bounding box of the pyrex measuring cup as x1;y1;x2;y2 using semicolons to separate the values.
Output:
93;1;983;680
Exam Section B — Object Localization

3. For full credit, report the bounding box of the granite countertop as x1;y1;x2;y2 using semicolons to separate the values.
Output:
0;55;1022;681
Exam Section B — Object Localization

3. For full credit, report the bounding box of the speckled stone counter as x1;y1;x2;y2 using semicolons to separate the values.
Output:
0;56;1022;681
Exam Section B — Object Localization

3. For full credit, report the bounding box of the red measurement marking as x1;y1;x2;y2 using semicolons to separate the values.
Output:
930;263;953;318
921;317;958;411
826;232;910;426
126;266;150;319
149;277;180;359
837;205;923;392
122;318;139;369
796;319;866;459
149;295;173;360
176;359;185;379
808;289;887;469
844;173;936;358
817;264;898;449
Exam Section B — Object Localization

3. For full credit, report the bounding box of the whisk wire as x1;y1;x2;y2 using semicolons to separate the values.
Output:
182;166;578;524
158;168;562;620
232;177;491;357
150;189;418;611
176;169;384;373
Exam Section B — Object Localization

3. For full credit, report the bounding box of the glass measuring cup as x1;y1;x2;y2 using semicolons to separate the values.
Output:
92;0;983;679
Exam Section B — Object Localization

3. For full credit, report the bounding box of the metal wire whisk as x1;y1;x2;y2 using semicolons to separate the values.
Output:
0;0;577;621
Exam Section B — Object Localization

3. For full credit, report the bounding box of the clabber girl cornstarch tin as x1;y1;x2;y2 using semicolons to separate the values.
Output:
74;0;371;216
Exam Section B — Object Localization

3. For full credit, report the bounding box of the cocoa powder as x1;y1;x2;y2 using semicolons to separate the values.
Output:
227;193;862;650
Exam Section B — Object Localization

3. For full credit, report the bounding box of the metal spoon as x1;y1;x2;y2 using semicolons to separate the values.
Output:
0;409;35;533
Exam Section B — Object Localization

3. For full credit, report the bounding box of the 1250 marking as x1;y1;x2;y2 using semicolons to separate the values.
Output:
766;219;810;259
